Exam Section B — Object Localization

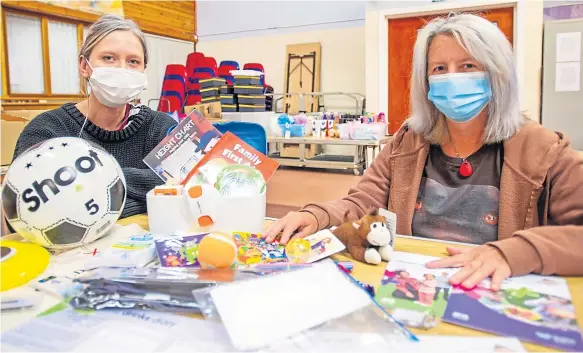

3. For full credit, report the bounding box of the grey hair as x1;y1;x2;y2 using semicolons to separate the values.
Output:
80;14;149;66
408;13;523;144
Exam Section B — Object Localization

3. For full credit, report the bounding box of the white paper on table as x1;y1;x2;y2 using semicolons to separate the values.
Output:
555;62;581;92
210;260;372;351
556;32;582;63
0;309;231;352
393;336;526;352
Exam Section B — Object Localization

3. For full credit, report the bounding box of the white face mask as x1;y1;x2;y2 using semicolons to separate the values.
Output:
86;59;148;108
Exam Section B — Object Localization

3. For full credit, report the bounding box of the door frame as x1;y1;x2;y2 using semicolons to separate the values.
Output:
368;0;534;123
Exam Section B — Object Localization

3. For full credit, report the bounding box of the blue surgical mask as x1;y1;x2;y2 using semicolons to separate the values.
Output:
427;72;492;123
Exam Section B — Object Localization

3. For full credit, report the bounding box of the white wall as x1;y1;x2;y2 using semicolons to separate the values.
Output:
198;0;549;126
197;25;366;113
365;0;544;122
140;34;194;109
197;1;368;155
197;1;367;113
197;1;365;41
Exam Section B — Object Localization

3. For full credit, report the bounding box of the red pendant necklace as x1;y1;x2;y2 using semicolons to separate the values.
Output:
458;158;473;177
450;142;481;178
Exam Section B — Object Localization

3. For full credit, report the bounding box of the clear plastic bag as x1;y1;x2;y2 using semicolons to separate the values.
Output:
259;304;418;352
192;261;418;352
69;267;283;313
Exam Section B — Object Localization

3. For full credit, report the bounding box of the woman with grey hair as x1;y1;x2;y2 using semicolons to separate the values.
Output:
266;13;583;289
13;15;176;218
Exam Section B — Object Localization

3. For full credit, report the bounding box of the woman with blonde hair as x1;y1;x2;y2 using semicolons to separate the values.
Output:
13;15;175;218
266;13;583;290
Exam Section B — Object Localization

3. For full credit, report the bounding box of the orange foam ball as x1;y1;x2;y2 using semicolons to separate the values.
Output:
198;232;237;269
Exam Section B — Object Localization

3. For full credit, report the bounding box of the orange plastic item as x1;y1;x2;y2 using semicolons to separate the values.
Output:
154;187;180;196
187;185;203;198
197;215;214;227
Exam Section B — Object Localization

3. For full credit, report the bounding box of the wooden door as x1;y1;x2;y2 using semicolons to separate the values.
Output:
387;7;514;134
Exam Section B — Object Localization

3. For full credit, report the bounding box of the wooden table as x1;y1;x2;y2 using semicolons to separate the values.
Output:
116;215;583;352
3;215;582;352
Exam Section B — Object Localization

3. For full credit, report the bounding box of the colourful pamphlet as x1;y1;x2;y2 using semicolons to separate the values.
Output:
443;275;583;351
375;252;458;329
233;232;287;267
180;132;279;196
155;234;207;268
144;110;222;183
155;231;346;269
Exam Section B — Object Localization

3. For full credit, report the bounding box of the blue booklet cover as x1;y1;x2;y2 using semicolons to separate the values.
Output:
443;275;583;351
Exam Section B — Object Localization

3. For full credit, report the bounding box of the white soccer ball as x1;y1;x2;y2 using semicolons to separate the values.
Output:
2;137;126;250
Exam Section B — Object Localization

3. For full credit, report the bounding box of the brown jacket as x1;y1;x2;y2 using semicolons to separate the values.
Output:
302;120;583;276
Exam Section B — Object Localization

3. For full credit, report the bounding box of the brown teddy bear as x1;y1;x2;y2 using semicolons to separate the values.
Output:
332;210;394;265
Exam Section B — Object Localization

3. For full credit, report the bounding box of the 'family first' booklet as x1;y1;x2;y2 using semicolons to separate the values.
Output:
181;132;279;192
143;110;222;183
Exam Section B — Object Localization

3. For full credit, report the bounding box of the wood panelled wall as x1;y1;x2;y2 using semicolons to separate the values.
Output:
123;1;196;42
1;1;197;42
1;0;196;108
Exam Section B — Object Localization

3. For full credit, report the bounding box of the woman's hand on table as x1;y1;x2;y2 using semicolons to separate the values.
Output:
264;212;318;244
426;245;512;291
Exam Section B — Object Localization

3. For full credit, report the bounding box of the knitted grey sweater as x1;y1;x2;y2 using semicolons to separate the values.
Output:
13;103;176;218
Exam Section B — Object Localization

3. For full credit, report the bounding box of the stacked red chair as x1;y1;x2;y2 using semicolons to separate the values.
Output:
157;64;187;113
186;52;205;76
193;57;218;84
218;66;235;85
218;60;239;86
185;52;205;106
243;62;266;86
243;63;264;72
203;57;218;72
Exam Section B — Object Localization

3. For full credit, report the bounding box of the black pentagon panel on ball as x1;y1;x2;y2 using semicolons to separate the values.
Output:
43;221;88;245
108;178;126;212
2;184;19;221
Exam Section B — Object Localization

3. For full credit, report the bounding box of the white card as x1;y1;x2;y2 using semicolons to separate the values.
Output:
378;208;397;245
210;260;371;351
304;229;346;263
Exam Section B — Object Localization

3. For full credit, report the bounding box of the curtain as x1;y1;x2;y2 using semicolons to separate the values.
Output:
142;34;194;109
6;14;45;94
48;20;80;94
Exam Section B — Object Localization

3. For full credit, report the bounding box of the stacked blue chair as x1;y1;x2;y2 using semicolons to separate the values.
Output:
219;60;239;70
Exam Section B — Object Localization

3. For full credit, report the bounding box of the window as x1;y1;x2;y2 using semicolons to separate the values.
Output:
48;20;80;94
2;10;86;97
5;13;45;94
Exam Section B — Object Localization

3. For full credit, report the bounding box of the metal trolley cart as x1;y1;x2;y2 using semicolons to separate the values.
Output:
266;92;388;175
267;136;389;176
